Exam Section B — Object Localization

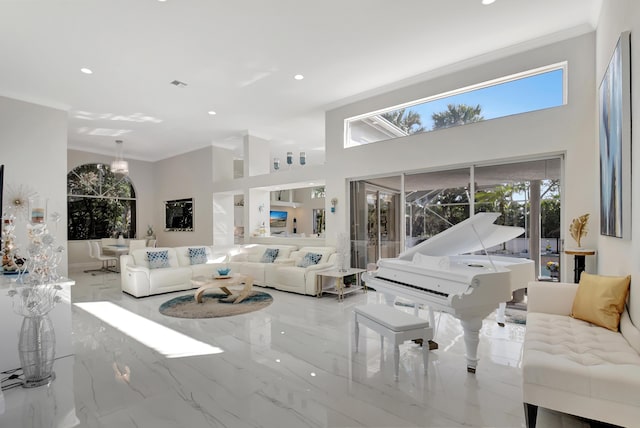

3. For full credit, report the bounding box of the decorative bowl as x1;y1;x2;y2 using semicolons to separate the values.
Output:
217;267;231;276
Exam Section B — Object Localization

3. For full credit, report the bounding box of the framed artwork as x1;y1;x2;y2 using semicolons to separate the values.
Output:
599;31;631;239
164;198;194;231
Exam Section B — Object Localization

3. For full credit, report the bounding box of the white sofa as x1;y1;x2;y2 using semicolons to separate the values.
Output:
266;246;337;295
522;281;640;428
120;244;299;297
228;244;298;286
121;247;194;297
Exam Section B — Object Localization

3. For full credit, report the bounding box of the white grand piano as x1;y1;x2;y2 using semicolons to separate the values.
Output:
365;212;534;373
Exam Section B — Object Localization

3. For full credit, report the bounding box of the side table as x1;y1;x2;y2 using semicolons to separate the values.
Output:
564;249;596;283
316;268;367;301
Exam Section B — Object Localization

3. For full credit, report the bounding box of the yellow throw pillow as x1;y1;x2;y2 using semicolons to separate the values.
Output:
571;273;631;331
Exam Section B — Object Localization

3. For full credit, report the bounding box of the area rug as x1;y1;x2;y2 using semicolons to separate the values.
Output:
159;291;273;319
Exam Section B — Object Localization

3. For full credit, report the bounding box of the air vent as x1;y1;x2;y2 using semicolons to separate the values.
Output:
170;80;188;87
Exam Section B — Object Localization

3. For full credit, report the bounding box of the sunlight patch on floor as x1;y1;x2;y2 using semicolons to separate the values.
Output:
75;301;223;358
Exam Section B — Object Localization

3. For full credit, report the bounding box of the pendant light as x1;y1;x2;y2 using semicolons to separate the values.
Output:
110;139;129;175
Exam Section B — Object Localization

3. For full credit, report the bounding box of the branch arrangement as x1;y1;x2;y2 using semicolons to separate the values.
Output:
569;213;589;248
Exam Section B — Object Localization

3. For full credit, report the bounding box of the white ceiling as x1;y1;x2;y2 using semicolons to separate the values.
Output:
0;0;601;163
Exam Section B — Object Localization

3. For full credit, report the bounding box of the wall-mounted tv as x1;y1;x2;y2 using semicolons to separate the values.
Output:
270;210;287;228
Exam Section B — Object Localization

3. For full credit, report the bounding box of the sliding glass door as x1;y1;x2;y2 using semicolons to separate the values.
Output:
350;157;561;280
350;180;401;269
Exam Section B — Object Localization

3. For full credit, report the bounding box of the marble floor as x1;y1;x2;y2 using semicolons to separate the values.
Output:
0;270;608;427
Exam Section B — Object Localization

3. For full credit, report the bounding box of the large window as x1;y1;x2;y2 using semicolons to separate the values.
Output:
352;158;561;279
67;163;136;240
346;63;566;147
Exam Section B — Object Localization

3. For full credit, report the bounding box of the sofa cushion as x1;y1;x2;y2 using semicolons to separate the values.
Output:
293;246;335;265
148;250;170;269
524;312;640;407
188;247;208;265
297;252;322;268
260;248;279;263
246;246;266;263
571;273;631;331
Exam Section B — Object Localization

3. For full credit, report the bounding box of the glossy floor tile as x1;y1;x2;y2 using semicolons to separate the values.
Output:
0;270;605;427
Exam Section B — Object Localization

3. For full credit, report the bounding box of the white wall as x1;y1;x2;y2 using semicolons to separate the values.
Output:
325;33;597;283
1;96;69;268
0;95;71;371
595;0;640;321
154;146;214;247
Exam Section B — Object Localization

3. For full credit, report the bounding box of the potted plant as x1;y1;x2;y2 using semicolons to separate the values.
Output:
546;261;560;279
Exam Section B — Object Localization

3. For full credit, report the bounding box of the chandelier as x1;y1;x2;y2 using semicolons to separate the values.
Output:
110;139;129;175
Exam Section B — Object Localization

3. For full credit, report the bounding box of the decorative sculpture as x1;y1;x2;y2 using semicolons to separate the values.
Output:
569;213;589;248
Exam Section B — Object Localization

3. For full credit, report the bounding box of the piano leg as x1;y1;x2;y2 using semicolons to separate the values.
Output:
496;302;506;327
460;317;483;373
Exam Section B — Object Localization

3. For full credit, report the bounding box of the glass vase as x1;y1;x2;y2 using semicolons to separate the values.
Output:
18;313;56;388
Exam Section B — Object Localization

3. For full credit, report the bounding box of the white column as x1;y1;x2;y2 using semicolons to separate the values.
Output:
247;188;270;240
213;193;234;246
243;134;270;177
211;147;235;245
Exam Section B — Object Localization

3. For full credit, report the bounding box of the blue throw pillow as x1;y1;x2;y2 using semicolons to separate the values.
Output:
297;252;322;268
188;247;208;265
148;250;170;269
260;248;279;263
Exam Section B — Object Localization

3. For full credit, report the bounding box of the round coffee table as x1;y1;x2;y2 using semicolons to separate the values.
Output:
191;273;253;304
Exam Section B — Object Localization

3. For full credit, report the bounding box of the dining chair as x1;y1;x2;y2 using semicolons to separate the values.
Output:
83;241;105;274
91;241;118;273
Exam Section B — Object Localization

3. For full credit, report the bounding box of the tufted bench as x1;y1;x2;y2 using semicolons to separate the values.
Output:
354;304;433;380
523;281;640;428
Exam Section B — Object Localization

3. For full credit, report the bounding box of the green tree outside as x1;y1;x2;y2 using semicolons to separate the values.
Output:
381;108;425;134
431;104;484;130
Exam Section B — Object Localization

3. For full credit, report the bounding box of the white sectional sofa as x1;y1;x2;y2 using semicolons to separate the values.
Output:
266;246;337;295
121;247;194;297
120;244;336;298
523;280;640;428
228;244;297;286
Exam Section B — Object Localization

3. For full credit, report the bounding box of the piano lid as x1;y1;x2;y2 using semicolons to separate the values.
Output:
398;212;524;261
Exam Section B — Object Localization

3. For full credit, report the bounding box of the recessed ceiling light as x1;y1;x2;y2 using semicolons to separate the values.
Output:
80;68;93;74
482;0;495;4
294;74;304;80
208;111;217;116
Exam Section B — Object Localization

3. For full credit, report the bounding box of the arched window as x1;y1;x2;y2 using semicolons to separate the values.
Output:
67;163;137;240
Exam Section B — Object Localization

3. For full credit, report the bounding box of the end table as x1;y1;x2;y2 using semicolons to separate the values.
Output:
316;268;367;301
564;249;596;283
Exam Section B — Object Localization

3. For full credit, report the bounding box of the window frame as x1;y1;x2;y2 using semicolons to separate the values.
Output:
67;163;137;240
344;62;568;148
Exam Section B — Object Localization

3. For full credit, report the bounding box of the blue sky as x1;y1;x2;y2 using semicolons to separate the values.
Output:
410;69;564;130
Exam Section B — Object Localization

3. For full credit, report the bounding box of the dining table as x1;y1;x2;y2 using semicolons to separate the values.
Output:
102;244;129;272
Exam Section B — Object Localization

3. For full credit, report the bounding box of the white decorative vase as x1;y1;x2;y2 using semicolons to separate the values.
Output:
18;313;56;388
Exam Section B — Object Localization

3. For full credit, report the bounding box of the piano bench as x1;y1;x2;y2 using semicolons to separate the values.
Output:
354;304;433;381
